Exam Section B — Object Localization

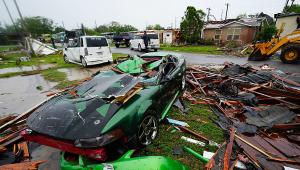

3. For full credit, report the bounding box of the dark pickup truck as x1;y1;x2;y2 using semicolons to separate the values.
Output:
113;32;134;48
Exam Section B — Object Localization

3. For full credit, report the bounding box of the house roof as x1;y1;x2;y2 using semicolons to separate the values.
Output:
204;18;263;30
274;13;300;19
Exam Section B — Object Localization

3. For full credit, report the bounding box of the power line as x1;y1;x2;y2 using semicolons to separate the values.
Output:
2;0;18;31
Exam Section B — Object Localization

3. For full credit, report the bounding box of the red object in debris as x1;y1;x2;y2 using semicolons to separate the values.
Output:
21;130;108;161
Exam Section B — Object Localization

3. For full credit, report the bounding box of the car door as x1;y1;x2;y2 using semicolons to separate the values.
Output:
157;58;179;111
85;37;109;61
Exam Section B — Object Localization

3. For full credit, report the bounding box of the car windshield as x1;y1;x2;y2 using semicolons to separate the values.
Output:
148;34;158;39
86;37;108;47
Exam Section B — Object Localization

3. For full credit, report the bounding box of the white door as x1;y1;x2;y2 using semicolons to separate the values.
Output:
85;37;110;61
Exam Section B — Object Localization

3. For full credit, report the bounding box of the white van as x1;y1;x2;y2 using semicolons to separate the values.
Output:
63;36;113;67
129;33;160;52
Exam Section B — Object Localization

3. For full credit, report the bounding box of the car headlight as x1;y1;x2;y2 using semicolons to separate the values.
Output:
74;129;123;148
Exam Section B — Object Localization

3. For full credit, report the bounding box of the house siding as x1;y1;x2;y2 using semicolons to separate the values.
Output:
203;24;258;46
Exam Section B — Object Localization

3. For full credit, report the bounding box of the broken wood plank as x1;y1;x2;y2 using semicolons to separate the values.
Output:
176;126;209;142
224;128;235;170
0;160;45;170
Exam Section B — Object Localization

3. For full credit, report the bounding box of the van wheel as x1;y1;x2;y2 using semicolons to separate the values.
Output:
137;110;159;146
138;44;142;52
63;55;70;63
81;57;88;67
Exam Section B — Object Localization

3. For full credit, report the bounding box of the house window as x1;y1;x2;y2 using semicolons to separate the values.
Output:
227;28;241;41
215;30;221;40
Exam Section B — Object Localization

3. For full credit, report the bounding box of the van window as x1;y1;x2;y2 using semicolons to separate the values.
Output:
148;34;158;39
86;37;108;47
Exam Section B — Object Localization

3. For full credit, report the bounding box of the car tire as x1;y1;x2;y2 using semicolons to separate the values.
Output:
81;57;88;67
130;44;134;50
138;44;142;52
63;55;70;63
154;49;158;52
115;44;120;48
137;110;159;146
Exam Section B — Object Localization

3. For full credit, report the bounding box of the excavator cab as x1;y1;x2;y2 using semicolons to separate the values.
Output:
249;23;300;64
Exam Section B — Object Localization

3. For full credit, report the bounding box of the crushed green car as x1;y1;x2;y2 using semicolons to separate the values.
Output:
61;150;189;170
23;52;186;161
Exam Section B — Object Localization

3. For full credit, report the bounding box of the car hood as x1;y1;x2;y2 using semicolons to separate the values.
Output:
27;73;140;140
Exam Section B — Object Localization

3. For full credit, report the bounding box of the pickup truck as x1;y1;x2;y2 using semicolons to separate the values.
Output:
113;32;134;48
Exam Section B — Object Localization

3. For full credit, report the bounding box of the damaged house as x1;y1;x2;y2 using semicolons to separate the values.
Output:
203;14;273;46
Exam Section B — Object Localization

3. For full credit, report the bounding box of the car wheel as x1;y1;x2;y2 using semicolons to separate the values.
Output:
115;44;120;48
130;44;134;50
63;55;70;63
81;57;88;67
154;49;158;52
181;75;186;90
138;44;142;52
137;111;159;146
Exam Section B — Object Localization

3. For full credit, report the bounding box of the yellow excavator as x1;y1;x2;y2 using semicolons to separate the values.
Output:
249;23;300;64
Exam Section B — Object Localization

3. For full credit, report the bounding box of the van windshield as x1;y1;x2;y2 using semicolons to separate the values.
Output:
86;37;108;47
148;34;158;39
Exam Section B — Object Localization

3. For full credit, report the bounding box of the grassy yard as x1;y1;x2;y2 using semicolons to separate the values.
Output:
160;45;223;55
0;45;17;52
143;101;224;169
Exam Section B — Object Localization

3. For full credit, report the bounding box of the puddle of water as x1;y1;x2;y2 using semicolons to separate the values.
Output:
0;64;55;74
0;74;57;115
58;64;114;81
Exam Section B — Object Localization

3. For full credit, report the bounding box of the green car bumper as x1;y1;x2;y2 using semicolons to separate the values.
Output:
61;150;189;170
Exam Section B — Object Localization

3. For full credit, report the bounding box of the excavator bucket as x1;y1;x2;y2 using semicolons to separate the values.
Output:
248;47;268;61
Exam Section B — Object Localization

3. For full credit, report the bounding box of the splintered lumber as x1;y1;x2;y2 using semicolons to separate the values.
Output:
0;146;7;153
0;160;45;170
176;126;209;142
224;128;235;170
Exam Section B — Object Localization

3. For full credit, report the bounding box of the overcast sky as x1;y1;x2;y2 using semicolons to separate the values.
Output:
0;0;298;30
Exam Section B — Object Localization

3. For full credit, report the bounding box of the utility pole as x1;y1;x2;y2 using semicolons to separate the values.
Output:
2;0;17;31
62;21;65;29
13;0;35;57
221;10;223;20
206;8;211;22
175;17;177;29
225;3;229;20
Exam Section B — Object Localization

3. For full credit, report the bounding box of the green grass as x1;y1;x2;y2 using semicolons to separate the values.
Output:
142;101;224;169
41;68;80;89
0;45;17;52
160;45;223;55
112;53;128;60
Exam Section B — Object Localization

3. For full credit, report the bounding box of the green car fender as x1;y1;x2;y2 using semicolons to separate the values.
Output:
60;150;190;170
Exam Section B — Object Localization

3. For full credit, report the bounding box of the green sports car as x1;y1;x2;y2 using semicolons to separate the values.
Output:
23;52;186;161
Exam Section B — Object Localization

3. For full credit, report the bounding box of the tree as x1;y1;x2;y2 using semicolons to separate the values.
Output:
283;4;300;13
95;21;137;34
22;16;54;37
236;13;247;19
256;24;277;41
53;26;65;33
180;6;205;44
146;24;164;30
